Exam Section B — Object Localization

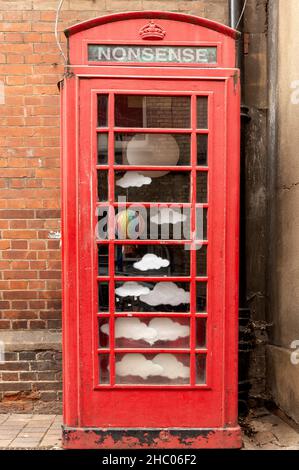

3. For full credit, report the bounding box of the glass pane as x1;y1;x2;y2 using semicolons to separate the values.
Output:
197;134;208;166
196;172;208;203
98;245;109;275
115;207;191;241
115;133;190;166
100;317;190;349
197;96;208;129
96;206;109;241
98;282;109;312
196;244;207;277
115;353;190;385
97;133;108;165
99;354;110;385
115;95;191;128
115;281;190;313
196;283;207;313
196;207;207;241
115;170;190;203
97;94;108;127
115;244;190;277
196;354;206;384
98;318;109;348
196;318;207;348
97;170;108;202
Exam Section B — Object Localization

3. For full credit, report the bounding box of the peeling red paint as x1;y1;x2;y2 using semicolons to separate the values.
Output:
63;427;242;449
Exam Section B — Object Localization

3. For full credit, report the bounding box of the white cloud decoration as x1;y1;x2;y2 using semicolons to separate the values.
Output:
115;353;163;379
116;172;152;188
115;353;190;380
133;253;170;272
115;282;150;298
150;208;187;225
149;318;190;342
100;317;190;345
140;282;190;306
153;354;190;379
101;318;157;345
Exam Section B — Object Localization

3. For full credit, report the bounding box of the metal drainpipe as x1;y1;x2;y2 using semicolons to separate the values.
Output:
229;0;240;28
229;0;244;85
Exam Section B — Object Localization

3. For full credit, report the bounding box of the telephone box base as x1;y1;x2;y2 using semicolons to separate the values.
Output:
62;426;242;449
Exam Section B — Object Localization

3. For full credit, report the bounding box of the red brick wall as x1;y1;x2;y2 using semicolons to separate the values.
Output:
0;0;228;411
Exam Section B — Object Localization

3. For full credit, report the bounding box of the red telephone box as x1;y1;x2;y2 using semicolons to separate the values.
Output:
61;11;241;449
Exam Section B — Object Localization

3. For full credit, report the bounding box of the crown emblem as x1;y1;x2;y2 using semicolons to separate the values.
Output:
139;20;166;40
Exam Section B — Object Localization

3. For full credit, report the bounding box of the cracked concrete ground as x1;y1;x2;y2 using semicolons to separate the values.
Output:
242;408;299;450
0;409;298;450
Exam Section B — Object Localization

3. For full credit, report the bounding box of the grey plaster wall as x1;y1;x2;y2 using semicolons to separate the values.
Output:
267;0;299;423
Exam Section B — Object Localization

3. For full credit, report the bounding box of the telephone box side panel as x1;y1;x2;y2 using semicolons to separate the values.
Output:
223;73;241;427
61;76;80;427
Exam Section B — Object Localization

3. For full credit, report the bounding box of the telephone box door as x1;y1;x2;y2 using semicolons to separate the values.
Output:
63;73;241;447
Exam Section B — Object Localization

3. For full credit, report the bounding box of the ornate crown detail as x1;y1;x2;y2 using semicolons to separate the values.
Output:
139;20;166;40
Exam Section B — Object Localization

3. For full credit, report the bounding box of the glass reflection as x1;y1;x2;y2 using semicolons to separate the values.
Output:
115;353;190;385
97;133;108;165
115;133;190;166
196;245;207;277
98;244;109;275
100;317;190;349
196;207;207;241
97;94;108;127
114;244;190;277
115;95;191;128
99;354;110;385
97;170;108;202
196;283;207;313
115;281;190;312
196;172;208;203
196;317;207;348
115;170;190;203
197;134;208;166
98;282;109;312
196;354;206;384
98;317;109;348
115;207;191;241
197;96;208;129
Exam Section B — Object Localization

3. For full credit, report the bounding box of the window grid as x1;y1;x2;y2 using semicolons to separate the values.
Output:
95;92;210;388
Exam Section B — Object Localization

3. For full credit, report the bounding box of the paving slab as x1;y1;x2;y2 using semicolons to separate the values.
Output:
0;440;13;448
0;411;298;450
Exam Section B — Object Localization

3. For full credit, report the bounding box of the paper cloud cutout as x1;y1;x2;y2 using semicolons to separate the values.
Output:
140;282;190;306
153;354;190;379
133;253;170;271
151;208;187;225
101;317;190;345
116;172;152;188
149;318;190;342
115;282;150;298
101;318;158;344
115;353;190;380
115;353;163;379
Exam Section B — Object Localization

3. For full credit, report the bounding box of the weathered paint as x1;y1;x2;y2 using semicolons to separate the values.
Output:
62;427;242;449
